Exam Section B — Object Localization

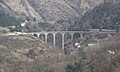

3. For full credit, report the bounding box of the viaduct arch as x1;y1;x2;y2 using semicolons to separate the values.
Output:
31;31;91;51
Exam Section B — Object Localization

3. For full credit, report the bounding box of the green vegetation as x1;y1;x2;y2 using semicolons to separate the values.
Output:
66;60;89;72
8;25;22;32
0;12;24;26
26;49;37;59
90;2;120;30
38;22;51;29
0;12;24;32
75;1;120;31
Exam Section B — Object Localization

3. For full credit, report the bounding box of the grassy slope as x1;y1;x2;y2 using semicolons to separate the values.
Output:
0;35;65;72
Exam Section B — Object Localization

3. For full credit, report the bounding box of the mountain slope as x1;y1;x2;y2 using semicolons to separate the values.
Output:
0;0;43;21
0;0;104;31
72;0;120;31
27;0;104;26
0;35;65;72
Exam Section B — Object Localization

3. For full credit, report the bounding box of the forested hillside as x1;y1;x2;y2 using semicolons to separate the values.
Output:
72;0;120;31
65;33;120;72
0;12;23;27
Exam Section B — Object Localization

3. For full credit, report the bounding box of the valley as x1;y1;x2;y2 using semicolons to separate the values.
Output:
0;0;120;72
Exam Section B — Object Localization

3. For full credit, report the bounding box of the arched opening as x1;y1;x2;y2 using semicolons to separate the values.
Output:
73;33;81;42
64;33;71;42
33;33;38;38
39;33;45;41
47;33;54;45
55;33;62;49
64;33;73;54
64;33;72;47
83;33;87;37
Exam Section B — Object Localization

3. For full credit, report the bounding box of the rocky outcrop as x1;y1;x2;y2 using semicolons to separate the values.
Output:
0;0;104;31
28;0;104;23
0;0;43;21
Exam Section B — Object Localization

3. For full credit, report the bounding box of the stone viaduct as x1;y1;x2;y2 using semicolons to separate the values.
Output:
28;31;92;50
